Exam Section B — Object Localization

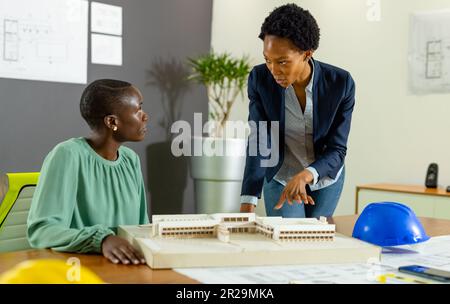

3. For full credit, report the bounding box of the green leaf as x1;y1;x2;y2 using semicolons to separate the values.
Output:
187;52;252;126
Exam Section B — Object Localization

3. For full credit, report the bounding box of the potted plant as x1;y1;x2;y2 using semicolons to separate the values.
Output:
187;52;251;213
146;57;191;214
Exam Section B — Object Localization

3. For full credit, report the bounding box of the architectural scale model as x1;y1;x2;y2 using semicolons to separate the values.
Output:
150;213;335;242
118;213;382;269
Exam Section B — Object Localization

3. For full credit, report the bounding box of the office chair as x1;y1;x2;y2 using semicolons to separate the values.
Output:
0;173;39;252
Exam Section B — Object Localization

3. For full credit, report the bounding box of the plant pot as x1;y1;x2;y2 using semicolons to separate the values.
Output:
190;136;246;214
147;141;187;214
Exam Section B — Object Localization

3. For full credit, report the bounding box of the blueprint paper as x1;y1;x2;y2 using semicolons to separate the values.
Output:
91;2;122;36
381;235;450;270
0;0;88;84
91;33;122;66
175;235;450;284
175;263;384;284
409;9;450;94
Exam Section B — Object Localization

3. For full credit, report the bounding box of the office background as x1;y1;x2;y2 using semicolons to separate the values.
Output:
0;0;213;215
1;0;449;217
212;0;450;215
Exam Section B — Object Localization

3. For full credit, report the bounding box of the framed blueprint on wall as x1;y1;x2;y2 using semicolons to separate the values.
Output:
0;0;88;84
409;9;450;95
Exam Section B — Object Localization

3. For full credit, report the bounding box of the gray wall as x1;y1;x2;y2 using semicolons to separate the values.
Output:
0;0;212;215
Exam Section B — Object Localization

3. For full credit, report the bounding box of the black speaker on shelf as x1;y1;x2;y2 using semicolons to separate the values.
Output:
425;163;438;188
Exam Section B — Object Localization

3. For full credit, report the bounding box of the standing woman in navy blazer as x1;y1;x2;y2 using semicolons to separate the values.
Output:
240;4;355;218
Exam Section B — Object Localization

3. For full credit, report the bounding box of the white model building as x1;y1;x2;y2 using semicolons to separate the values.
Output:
151;213;335;242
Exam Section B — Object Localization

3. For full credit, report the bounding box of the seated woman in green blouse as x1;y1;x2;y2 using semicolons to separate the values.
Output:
27;79;149;265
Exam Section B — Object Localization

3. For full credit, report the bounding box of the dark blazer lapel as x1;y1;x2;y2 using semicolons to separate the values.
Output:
265;70;284;122
267;77;285;148
263;68;285;146
312;58;325;144
278;84;285;149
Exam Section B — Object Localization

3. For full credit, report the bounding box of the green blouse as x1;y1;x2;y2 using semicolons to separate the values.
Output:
27;137;149;253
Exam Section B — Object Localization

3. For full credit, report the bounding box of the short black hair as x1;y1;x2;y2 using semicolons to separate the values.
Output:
80;79;133;130
259;3;320;51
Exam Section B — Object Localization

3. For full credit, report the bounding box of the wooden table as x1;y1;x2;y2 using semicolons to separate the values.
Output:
1;216;450;284
0;249;198;284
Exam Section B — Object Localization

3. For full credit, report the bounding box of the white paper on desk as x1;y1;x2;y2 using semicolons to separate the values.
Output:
381;235;450;270
91;2;122;35
91;33;122;66
175;236;450;284
175;263;392;284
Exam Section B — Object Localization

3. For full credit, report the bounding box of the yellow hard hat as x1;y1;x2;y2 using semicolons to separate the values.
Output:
0;259;104;284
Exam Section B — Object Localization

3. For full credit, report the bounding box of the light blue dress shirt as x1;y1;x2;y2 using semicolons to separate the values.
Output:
241;60;343;206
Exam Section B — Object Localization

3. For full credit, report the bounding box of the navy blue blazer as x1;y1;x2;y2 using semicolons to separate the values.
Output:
241;58;355;198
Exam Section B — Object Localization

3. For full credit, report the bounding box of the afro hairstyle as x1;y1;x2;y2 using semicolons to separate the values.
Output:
259;3;320;51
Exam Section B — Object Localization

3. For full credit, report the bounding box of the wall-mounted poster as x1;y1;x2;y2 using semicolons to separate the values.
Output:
0;0;88;84
409;9;450;94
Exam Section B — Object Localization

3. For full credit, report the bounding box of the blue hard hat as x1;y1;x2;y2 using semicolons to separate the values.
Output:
352;202;430;247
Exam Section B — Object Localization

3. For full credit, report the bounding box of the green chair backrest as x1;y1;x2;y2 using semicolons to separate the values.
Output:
0;173;39;252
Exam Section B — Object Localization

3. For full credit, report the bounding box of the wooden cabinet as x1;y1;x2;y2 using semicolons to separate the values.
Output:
355;184;450;220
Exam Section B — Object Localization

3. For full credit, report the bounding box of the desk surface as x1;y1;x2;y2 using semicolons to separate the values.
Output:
1;215;450;284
